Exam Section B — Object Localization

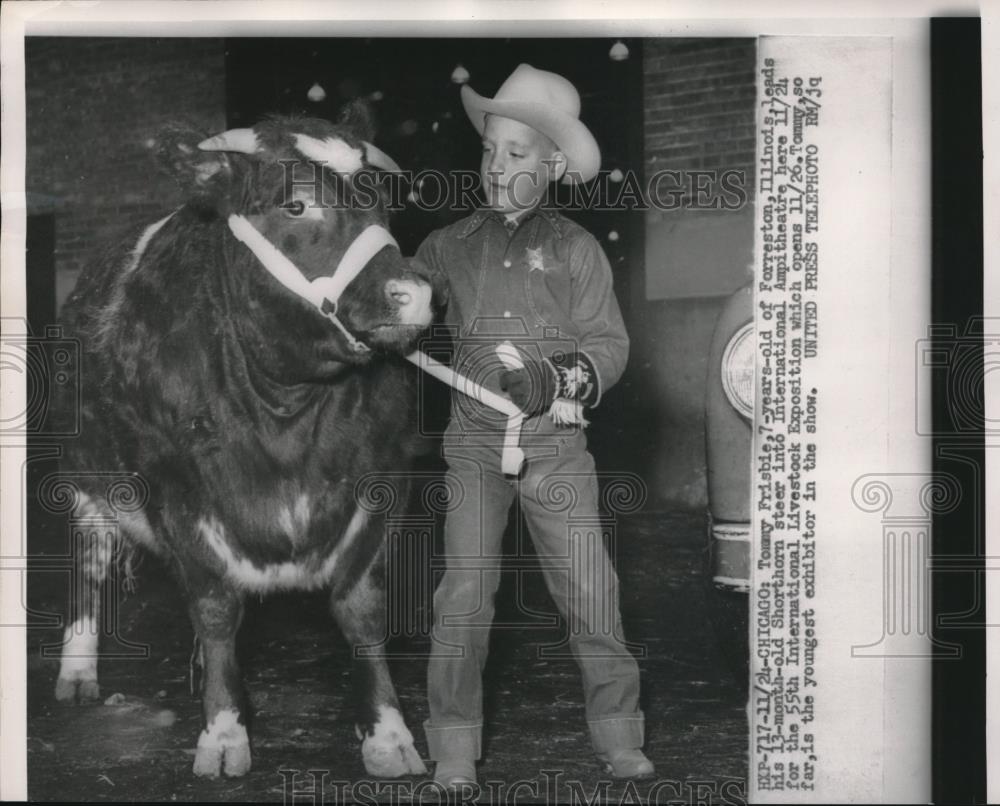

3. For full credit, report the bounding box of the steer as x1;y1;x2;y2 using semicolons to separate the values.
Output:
52;111;441;779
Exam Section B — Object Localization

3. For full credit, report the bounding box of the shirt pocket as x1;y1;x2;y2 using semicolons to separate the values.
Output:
524;249;572;328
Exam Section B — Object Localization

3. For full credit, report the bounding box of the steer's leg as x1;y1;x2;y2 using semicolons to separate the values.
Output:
330;547;427;778
55;494;117;704
179;565;251;778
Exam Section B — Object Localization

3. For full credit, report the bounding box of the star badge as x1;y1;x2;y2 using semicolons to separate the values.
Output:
526;247;546;272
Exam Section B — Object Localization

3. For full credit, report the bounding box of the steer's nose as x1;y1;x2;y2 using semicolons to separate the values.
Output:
385;279;433;327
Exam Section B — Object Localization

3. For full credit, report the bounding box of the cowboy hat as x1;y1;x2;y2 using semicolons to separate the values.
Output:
461;63;601;184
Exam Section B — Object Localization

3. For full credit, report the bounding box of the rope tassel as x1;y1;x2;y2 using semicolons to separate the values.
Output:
405;350;526;475
405;341;589;476
548;398;589;427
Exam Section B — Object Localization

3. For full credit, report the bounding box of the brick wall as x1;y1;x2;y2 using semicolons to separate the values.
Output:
636;38;757;510
25;37;227;312
642;39;756;303
644;38;757;183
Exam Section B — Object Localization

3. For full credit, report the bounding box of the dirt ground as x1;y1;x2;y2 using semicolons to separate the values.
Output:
25;504;748;804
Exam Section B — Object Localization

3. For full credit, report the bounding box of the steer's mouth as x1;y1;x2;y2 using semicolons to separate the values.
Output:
385;278;435;328
355;274;435;352
363;322;431;354
332;264;440;357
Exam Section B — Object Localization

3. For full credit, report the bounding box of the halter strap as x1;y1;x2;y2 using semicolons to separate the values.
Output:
227;214;398;353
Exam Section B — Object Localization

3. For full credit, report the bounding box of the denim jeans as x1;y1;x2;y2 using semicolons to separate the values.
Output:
424;415;645;761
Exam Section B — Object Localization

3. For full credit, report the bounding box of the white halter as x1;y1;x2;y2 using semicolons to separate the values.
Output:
224;206;528;475
226;214;397;354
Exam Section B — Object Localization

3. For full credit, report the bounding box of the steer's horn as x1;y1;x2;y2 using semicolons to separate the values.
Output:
362;141;402;174
198;128;261;154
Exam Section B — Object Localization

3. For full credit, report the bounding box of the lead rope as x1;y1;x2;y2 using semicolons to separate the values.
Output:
226;214;531;474
405;350;527;476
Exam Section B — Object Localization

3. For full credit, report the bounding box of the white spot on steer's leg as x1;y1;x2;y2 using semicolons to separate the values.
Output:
75;491;105;520
55;616;100;703
193;707;251;778
293;134;363;174
119;507;160;552
361;705;427;778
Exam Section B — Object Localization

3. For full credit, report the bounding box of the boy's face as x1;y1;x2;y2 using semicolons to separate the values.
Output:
480;115;564;214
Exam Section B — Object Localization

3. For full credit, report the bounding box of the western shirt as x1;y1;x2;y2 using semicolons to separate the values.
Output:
415;206;629;431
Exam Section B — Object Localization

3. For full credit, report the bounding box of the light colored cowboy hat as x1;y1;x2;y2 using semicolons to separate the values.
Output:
461;63;601;184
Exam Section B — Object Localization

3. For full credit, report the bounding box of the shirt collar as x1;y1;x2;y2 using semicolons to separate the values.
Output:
457;204;565;240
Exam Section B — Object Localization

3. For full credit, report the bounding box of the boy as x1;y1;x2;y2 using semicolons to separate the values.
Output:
415;64;653;788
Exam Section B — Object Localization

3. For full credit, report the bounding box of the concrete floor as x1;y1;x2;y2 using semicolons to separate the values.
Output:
25;507;748;803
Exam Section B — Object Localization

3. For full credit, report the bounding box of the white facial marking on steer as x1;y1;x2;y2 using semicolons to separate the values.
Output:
293;134;363;174
123;212;177;274
55;616;100;701
193;707;251;778
196;506;367;593
361;705;428;778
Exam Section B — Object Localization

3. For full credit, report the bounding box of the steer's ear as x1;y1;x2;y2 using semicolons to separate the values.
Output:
337;99;376;143
155;122;232;196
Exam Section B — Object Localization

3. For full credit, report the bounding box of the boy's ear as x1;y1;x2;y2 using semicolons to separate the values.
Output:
547;151;568;182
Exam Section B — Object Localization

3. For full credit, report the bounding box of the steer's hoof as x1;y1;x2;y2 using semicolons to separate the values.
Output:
192;740;252;778
193;710;252;778
54;675;100;704
362;733;427;778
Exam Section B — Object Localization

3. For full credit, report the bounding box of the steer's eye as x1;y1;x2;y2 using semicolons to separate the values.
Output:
284;200;307;217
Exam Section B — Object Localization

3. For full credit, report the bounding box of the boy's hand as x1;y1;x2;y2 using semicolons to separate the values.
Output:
498;358;558;417
498;351;600;415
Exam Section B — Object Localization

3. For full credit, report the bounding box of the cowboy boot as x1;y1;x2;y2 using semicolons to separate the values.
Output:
432;758;478;790
596;748;656;779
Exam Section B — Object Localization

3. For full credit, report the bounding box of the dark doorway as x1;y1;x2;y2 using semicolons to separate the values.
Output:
223;37;643;308
26;212;56;335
